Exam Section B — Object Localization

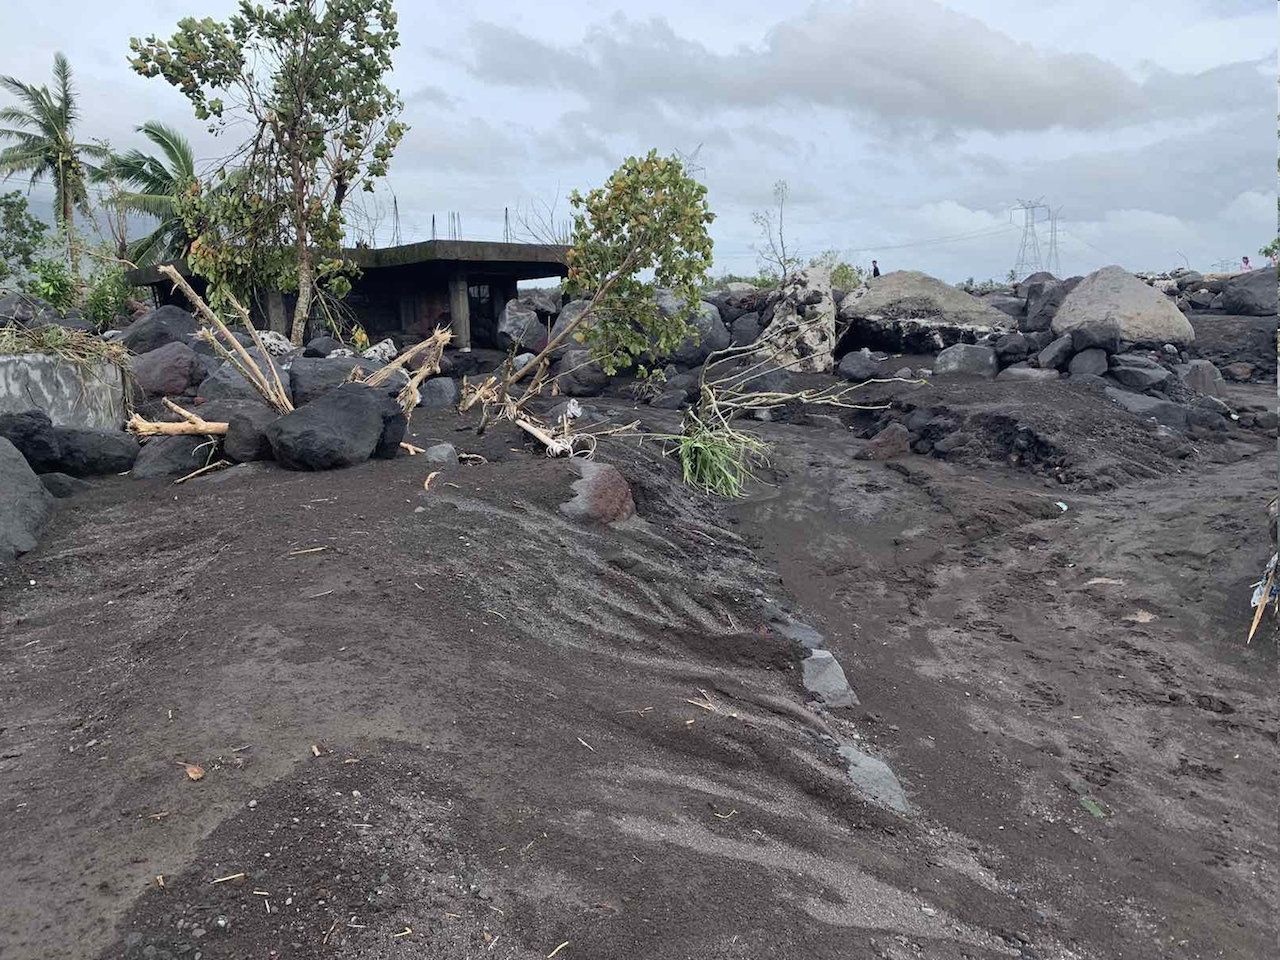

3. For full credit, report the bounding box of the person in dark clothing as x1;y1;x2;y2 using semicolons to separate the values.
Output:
871;260;881;278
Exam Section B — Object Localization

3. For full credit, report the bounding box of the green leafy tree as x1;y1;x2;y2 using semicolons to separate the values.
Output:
808;250;865;289
510;150;715;383
129;0;407;343
0;53;107;280
103;121;197;265
0;191;47;286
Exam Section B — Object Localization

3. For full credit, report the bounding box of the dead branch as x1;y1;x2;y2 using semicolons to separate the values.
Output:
158;265;292;414
128;400;230;437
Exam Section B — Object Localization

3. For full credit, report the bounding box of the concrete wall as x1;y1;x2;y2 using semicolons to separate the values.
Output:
0;354;126;429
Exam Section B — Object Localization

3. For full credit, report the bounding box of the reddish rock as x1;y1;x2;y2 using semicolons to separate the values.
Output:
856;422;910;460
559;461;636;525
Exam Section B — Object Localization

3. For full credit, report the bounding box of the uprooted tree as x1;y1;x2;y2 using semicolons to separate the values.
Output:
508;150;715;385
129;0;407;344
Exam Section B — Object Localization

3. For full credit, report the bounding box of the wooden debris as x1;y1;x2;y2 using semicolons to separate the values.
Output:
174;459;231;485
546;941;570;958
128;399;229;438
210;872;246;884
287;546;329;557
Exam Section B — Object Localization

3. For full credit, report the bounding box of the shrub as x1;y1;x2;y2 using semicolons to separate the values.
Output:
26;258;77;310
82;268;132;329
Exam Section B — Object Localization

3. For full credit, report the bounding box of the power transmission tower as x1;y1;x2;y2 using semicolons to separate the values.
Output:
390;193;402;246
1011;198;1050;280
674;143;705;180
1045;206;1062;277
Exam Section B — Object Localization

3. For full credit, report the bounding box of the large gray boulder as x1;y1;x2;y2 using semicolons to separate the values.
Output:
1108;353;1172;391
547;299;592;357
1022;277;1081;332
1177;359;1226;398
519;288;562;316
657;293;730;366
0;354;126;429
556;349;608;397
495;299;547;352
0;437;52;564
757;268;838;373
933;343;998;378
132;435;211;479
199;348;295;404
840;270;1014;352
1218;268;1277;316
266;384;403;470
288;355;380;407
704;283;765;323
131;341;203;398
120;305;200;355
1051;266;1195;347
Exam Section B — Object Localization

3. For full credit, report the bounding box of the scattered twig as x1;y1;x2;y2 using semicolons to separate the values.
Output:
210;872;246;884
547;941;570;958
174;459;231;485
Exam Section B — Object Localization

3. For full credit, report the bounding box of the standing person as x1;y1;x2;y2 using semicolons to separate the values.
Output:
871;259;881;278
1241;255;1252;271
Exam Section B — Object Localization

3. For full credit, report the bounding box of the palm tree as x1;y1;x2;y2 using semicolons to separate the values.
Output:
104;121;197;266
0;53;106;278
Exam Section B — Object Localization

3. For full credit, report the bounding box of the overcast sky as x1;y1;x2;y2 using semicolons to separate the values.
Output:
1;0;1275;282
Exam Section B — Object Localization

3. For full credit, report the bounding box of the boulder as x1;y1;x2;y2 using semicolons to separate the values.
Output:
0;354;126;429
223;401;278;462
1036;335;1074;371
657;294;730;366
1221;361;1256;382
132;435;210;479
649;388;686;409
0;437;52;564
933;343;998;378
0;408;61;472
1068;318;1122;355
200;349;294;404
360;338;399;364
1218;268;1277;316
256;330;295;356
840;270;1013;352
993;332;1029;364
496;298;547;351
1105;387;1187;429
704;283;764;323
1022;277;1082;333
757;268;838;373
419;377;459;409
39;471;90;498
547;299;592;357
120;305;199;355
288;355;377;407
557;349;608;397
559;460;636;525
1067;348;1108;377
801;649;858;708
855;422;910;460
1178;359;1225;398
1186;289;1215;310
837;348;883;382
1174;271;1204;291
729;311;762;346
368;388;408;459
265;384;387;470
0;293;41;326
1108;353;1172;391
1015;271;1058;298
997;364;1060;382
424;442;458;465
304;335;343;358
1051;266;1195;347
519;288;562;316
48;425;139;476
131;341;203;397
982;293;1027;318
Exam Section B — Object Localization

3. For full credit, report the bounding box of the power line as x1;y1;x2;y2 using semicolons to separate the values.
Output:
1011;197;1050;278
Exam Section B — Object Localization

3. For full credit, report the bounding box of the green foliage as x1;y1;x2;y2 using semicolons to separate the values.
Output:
103;121;197;265
710;270;777;288
130;0;407;342
564;150;715;374
82;267;132;329
670;412;768;498
808;250;865;289
26;257;76;310
627;367;668;402
0;191;47;284
1259;237;1279;260
957;276;1005;295
0;54;107;278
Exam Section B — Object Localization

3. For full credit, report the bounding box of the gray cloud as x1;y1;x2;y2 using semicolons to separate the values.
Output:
463;1;1259;134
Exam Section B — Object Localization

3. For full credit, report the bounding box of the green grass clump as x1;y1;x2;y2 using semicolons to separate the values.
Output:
671;412;768;498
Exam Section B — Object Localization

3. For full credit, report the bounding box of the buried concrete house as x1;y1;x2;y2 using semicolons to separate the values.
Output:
127;239;569;351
